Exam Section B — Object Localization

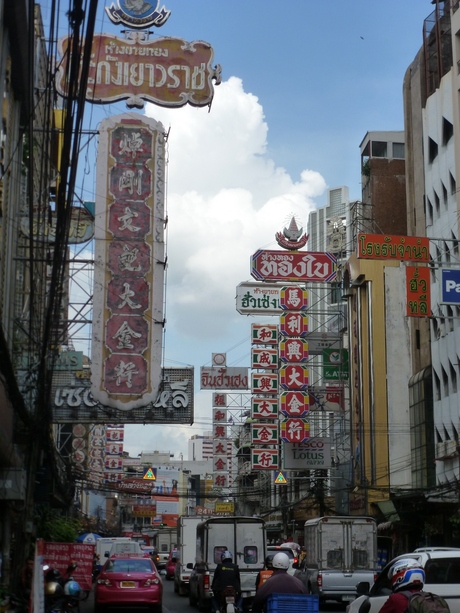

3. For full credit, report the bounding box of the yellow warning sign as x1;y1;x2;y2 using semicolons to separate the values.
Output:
143;467;156;480
274;471;287;485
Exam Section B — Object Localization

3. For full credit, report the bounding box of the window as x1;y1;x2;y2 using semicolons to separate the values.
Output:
392;142;405;158
442;117;454;145
352;549;368;568
327;549;343;568
429;137;438;162
214;547;228;564
244;546;258;564
371;141;387;158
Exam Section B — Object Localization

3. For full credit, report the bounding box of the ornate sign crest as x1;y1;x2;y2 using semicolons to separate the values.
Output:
275;216;308;250
106;0;170;29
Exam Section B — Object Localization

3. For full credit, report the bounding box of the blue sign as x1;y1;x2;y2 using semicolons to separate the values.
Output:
441;269;460;304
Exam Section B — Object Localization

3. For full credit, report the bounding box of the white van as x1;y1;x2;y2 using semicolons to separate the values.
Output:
95;537;132;569
109;541;144;556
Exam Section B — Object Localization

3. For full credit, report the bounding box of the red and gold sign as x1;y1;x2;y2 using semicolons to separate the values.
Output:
56;34;221;109
279;364;309;391
279;338;308;363
280;418;310;443
357;233;429;262
279;312;308;337
406;266;431;317
91;114;165;410
280;391;309;417
279;286;308;310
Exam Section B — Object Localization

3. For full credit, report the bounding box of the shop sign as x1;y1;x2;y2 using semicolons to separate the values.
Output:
280;418;310;443
283;438;332;469
200;367;249;390
279;312;308;337
251;449;279;470
279;286;308;310
406;266;430;317
357;233;429;262
236;282;282;315
251;423;279;445
251;347;278;369
251;250;337;282
279;338;308;363
251;324;278;345
279;391;309;417
279;364;309;390
252;397;278;419
251;372;278;394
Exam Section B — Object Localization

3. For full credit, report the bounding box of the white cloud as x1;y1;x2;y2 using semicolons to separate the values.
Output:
124;77;327;459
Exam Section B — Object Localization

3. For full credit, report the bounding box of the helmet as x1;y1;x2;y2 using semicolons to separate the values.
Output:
272;552;290;570
264;554;274;570
64;581;81;597
221;551;233;561
390;558;425;591
45;568;62;583
45;582;64;597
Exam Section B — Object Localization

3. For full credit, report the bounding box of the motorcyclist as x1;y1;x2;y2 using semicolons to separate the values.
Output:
255;555;274;591
211;550;242;613
379;558;425;613
252;552;308;612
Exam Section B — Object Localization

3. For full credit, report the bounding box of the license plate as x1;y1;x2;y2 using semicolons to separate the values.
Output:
121;581;136;588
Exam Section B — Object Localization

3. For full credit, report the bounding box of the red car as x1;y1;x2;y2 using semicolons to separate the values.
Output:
165;550;178;581
95;554;163;613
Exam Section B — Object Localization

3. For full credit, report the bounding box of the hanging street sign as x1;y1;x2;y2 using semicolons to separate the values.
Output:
279;338;309;363
309;386;344;412
252;397;279;420
280;418;310;443
56;34;222;109
200;367;249;390
441;269;460;304
251;449;279;470
251;250;337;283
357;233;430;262
251;424;279;445
279;364;309;391
251;324;278;345
251;372;278;394
305;333;341;355
279;312;308;337
279;286;308;310
274;471;288;485
236;282;283;315
280;391;309;418
323;349;349;381
251;347;278;370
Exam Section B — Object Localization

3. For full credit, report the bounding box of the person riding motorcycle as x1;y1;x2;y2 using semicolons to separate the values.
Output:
252;552;308;612
379;558;425;613
211;551;242;613
255;555;274;591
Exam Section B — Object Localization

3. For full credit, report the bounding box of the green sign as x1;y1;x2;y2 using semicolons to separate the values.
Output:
323;349;349;381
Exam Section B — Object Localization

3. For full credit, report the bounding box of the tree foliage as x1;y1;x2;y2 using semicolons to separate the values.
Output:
35;506;82;542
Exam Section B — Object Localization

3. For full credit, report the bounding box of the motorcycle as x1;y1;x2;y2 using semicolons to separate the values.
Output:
218;585;240;613
44;563;82;613
0;593;29;613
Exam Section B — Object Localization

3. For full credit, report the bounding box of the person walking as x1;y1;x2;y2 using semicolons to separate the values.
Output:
252;552;307;612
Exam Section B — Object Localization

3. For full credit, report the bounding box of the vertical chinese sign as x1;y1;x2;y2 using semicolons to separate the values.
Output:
91;114;165;410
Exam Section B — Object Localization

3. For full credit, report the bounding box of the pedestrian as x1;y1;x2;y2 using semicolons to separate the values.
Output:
252;552;308;612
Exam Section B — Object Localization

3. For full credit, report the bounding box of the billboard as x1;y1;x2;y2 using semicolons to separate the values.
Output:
91;114;165;410
441;269;460;304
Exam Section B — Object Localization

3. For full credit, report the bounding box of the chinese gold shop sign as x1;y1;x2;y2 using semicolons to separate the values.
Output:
357;233;430;262
406;266;431;317
56;34;221;108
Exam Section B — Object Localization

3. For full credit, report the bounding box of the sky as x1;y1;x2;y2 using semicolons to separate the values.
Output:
44;0;436;460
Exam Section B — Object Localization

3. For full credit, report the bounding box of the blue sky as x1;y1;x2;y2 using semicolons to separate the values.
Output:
45;0;435;458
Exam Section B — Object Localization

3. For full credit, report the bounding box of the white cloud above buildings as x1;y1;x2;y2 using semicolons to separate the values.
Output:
122;77;327;458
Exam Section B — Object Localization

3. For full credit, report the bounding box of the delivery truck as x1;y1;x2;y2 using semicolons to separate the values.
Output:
174;516;203;596
187;516;266;611
304;516;378;605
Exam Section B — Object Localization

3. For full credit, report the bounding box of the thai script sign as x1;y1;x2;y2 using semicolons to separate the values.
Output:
43;543;93;591
280;418;309;443
91;114;165;411
406;266;431;317
251;249;337;282
236;282;282;315
200;367;249;390
52;368;194;423
283;438;332;469
56;34;221;109
309;386;343;412
357;233;430;262
251;324;278;345
441;269;460;304
251;449;279;470
21;207;94;244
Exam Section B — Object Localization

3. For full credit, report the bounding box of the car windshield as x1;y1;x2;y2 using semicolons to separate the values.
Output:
268;548;295;559
106;559;153;573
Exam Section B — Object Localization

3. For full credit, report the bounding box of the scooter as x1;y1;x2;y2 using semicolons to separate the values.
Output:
44;563;82;613
219;585;240;613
